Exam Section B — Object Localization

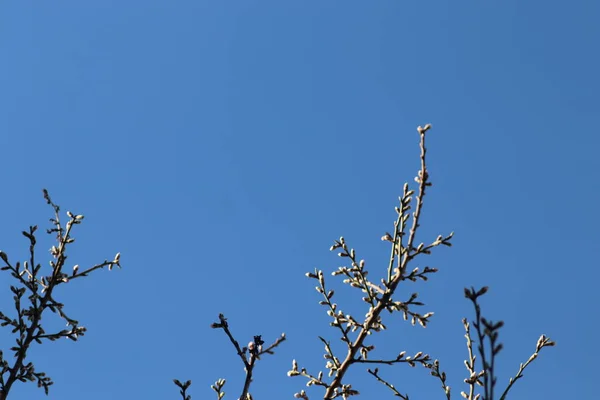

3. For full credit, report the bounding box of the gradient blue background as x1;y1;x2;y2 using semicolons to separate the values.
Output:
1;1;598;399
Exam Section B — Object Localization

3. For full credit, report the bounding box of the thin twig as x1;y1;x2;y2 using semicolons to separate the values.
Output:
498;335;555;400
367;368;408;399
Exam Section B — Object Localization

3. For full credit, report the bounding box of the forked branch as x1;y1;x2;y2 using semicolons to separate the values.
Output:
174;313;286;400
0;190;121;400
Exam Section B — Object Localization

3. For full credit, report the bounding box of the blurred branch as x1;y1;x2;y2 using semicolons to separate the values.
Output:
463;287;555;400
173;379;192;400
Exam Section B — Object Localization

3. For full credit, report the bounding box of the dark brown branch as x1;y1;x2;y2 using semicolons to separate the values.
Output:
211;314;250;368
0;190;120;399
208;314;286;400
173;379;192;400
367;368;408;399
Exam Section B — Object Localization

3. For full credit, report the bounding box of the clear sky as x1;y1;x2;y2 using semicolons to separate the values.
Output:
1;1;598;399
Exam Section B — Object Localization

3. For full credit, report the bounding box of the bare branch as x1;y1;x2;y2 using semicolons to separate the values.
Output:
179;314;286;400
173;379;192;400
464;287;555;400
367;368;408;399
0;190;121;399
498;335;555;400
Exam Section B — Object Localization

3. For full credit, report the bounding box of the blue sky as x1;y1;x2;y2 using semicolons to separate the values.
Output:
1;1;598;399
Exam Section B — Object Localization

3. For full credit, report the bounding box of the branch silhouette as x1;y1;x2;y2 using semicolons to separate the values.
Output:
0;190;121;400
